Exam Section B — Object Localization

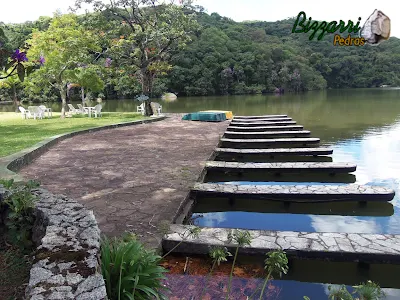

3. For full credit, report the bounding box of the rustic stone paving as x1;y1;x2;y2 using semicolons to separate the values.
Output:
18;116;228;248
224;130;311;138
234;115;288;118
215;147;333;155
220;137;320;149
228;125;304;131
230;121;297;126
163;225;400;263
205;161;356;173
232;117;293;122
191;183;395;202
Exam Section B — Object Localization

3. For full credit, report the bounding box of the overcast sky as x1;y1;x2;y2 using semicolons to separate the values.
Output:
0;0;399;37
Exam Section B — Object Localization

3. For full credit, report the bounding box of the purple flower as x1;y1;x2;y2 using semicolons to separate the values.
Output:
105;57;112;67
11;49;28;62
39;55;45;65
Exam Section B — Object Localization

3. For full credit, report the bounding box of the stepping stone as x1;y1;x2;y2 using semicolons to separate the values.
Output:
205;161;356;174
232;117;292;122
215;147;333;156
230;121;297;126
220;137;320;148
163;224;400;263
234;115;288;119
228;125;304;132
224;130;311;139
191;183;396;202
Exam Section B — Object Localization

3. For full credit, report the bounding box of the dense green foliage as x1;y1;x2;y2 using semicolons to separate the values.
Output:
1;6;400;102
0;179;40;251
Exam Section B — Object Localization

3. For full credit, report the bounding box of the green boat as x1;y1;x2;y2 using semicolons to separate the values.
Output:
182;112;227;122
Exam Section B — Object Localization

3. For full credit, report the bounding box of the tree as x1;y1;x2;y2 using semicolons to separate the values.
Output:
26;13;101;118
73;66;105;104
74;0;200;115
0;69;22;109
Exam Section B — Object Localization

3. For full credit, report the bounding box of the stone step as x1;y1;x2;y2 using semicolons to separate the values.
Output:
162;224;400;264
230;121;297;127
191;183;395;202
232;117;293;122
205;161;356;174
228;125;304;132
234;115;288;119
220;137;320;148
224;130;311;139
215;147;333;156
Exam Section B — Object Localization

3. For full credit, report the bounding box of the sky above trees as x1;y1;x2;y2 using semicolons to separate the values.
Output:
1;0;399;38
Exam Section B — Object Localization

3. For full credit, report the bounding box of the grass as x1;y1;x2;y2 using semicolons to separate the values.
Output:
0;112;147;157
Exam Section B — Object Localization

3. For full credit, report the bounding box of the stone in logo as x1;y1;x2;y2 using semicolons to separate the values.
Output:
360;9;391;45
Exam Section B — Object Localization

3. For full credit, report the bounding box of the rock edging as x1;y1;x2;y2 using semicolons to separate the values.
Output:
0;186;107;299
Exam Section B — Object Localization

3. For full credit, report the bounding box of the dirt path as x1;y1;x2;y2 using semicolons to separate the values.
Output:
19;116;228;248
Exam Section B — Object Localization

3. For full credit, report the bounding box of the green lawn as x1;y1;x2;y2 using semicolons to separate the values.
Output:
0;112;147;157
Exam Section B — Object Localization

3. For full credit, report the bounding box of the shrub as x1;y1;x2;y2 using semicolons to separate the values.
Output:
0;179;40;251
101;234;169;300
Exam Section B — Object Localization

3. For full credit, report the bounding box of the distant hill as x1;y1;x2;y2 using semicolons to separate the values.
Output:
167;13;400;95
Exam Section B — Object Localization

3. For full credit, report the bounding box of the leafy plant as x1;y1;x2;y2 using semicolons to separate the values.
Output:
353;281;385;300
1;179;39;250
0;178;15;189
328;281;385;300
328;285;357;300
101;235;168;300
161;225;201;259
258;250;289;299
201;246;232;299
226;229;252;300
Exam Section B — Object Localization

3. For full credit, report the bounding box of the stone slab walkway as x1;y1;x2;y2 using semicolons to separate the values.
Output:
163;225;400;263
230;121;297;126
191;183;395;202
232;117;293;122
234;115;288;119
228;125;304;131
215;147;333;156
205;161;357;173
224;130;311;138
220;137;320;148
18;116;228;248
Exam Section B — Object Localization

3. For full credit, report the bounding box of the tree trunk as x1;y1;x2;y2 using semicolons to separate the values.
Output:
60;85;67;118
141;68;154;116
12;84;19;113
81;87;85;105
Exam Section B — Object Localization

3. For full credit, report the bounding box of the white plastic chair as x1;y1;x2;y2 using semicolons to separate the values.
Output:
28;106;43;120
137;103;145;115
19;106;29;119
68;104;81;116
77;104;89;114
150;102;163;116
93;104;102;118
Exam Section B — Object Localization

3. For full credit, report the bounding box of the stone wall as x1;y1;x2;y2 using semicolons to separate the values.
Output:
0;186;107;300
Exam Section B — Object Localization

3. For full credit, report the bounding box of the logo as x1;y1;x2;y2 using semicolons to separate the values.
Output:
292;10;391;46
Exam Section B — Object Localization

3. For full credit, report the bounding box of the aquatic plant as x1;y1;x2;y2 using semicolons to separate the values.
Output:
201;246;232;299
226;229;252;300
247;250;289;299
161;225;202;259
353;281;385;300
328;281;385;300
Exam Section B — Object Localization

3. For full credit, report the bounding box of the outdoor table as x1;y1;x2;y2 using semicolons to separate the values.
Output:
43;108;52;118
86;106;96;118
